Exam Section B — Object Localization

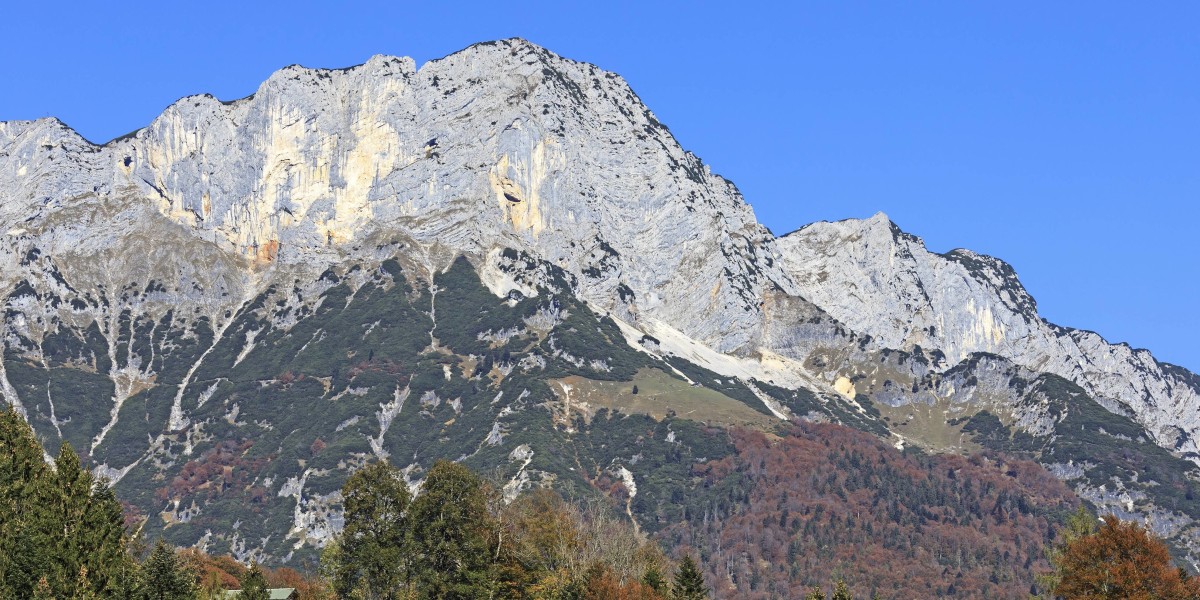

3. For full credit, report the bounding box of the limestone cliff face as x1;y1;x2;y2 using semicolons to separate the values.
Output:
2;39;1197;457
0;40;775;358
775;213;1200;457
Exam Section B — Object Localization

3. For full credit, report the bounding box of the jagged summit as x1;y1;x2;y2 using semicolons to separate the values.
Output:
1;36;774;354
0;39;610;149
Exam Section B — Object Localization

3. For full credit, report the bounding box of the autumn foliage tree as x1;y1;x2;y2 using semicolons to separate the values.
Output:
323;459;684;599
1054;514;1200;599
495;488;675;599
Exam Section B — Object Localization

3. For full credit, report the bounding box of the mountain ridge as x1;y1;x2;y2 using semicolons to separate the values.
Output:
3;38;1200;566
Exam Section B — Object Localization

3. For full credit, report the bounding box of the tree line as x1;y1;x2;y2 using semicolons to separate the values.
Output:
323;458;707;599
5;405;1200;599
0;406;706;599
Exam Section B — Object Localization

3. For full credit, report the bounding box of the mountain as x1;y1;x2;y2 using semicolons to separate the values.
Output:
2;38;1199;573
776;213;1200;456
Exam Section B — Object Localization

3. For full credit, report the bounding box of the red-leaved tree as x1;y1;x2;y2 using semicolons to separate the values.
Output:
1056;515;1200;599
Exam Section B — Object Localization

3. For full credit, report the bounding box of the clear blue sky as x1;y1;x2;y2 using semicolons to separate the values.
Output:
2;2;1197;371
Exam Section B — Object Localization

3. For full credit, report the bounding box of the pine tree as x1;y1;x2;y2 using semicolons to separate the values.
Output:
140;540;195;600
331;460;412;599
408;460;496;599
238;562;271;600
672;555;707;600
805;586;826;600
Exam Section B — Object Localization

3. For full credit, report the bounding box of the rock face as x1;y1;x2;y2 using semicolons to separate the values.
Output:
775;214;1200;457
1;40;772;355
2;38;1200;562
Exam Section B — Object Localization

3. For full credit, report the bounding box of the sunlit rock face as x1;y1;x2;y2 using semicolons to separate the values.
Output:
1;40;777;358
775;213;1200;456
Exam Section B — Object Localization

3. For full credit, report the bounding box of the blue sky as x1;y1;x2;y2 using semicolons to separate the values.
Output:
1;1;1197;370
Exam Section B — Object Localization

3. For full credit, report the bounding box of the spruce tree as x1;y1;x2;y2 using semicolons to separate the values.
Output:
643;565;668;595
50;443;131;597
72;566;99;600
0;407;52;598
672;555;707;600
0;410;135;599
80;481;136;595
238;562;271;600
140;540;195;600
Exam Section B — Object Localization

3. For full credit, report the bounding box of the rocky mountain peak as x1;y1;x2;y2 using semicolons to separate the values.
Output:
0;38;778;355
940;247;1037;316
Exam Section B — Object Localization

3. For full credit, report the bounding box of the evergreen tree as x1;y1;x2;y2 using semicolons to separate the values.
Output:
805;586;826;600
140;540;195;600
0;410;135;599
50;443;132;598
238;562;271;600
408;460;496;599
832;578;852;600
80;482;136;595
0;407;53;598
72;566;99;600
332;460;412;600
643;564;668;595
0;407;48;505
671;555;707;600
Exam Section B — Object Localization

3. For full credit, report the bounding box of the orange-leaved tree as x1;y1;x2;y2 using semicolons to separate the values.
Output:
1055;514;1200;599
